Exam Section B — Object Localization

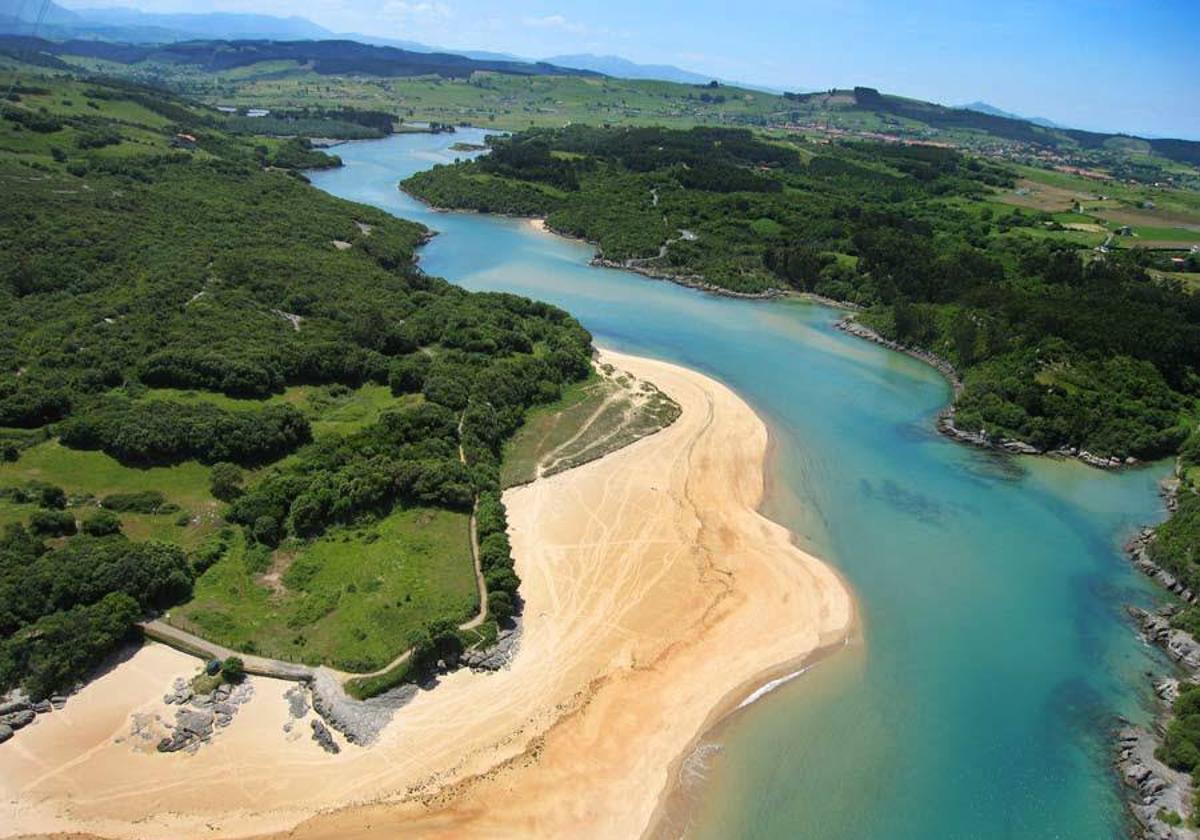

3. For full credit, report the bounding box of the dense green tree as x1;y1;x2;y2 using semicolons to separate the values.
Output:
209;462;245;502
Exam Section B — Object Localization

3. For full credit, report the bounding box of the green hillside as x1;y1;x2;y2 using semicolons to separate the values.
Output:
405;125;1200;463
6;37;1196;188
0;71;592;697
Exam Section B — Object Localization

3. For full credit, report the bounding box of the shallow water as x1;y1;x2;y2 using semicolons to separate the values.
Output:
311;131;1172;839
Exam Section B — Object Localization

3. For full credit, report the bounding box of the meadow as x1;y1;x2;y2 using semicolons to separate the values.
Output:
169;507;475;670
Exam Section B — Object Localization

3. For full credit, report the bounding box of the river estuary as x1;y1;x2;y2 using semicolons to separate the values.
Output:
311;130;1172;839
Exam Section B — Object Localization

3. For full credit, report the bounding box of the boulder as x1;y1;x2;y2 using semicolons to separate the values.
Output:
157;708;215;753
462;626;522;672
176;708;214;739
0;710;36;730
310;719;340;754
285;684;310;719
0;699;30;717
0;724;12;744
1123;760;1151;786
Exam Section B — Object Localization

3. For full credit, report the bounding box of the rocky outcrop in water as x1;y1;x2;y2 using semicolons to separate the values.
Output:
1116;725;1198;839
1130;606;1200;671
1129;530;1197;607
1120;598;1200;835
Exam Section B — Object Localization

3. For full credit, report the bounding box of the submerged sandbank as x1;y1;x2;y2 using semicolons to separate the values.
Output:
0;350;854;840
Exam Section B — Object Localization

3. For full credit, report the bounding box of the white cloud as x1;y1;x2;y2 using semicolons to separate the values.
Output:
522;13;585;34
381;1;452;21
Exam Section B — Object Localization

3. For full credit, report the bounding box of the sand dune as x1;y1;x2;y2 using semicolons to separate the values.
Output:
0;350;854;840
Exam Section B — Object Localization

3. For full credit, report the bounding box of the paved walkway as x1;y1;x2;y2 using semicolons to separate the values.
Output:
138;620;314;681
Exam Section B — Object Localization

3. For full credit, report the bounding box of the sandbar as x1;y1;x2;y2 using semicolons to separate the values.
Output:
0;349;854;840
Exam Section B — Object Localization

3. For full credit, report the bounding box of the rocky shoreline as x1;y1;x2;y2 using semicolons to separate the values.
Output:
586;255;783;300
1116;722;1196;839
303;621;525;748
0;616;525;760
834;316;1135;470
1120;600;1200;839
1116;474;1200;839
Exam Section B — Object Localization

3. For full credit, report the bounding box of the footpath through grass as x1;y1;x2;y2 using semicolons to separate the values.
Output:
500;362;681;488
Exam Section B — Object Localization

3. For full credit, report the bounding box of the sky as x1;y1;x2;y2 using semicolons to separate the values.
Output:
56;0;1200;139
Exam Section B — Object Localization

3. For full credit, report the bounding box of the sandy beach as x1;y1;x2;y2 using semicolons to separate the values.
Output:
0;349;854;840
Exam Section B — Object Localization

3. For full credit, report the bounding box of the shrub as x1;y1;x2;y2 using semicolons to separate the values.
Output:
252;515;280;547
29;509;76;537
101;490;172;514
189;536;228;575
221;656;245;682
33;482;66;510
81;510;122;536
487;590;515;621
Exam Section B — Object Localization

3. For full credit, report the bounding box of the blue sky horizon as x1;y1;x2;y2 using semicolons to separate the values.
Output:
56;0;1200;139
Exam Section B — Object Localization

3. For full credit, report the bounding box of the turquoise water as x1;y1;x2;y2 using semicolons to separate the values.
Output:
311;132;1173;839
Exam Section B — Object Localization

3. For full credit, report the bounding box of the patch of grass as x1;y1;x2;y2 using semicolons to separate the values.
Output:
1128;226;1200;242
344;656;414;700
750;217;783;237
0;440;213;505
500;364;681;487
1157;808;1183;828
190;670;224;695
501;371;610;487
0;440;219;545
169;507;475;671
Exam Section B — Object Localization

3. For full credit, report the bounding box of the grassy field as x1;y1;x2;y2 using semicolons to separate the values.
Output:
501;372;608;487
50;57;785;132
168;507;476;671
501;363;681;488
0;440;219;546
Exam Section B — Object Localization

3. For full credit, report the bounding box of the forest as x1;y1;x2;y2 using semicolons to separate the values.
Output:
404;126;1200;462
0;74;592;697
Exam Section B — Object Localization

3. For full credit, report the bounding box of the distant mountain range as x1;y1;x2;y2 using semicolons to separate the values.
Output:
960;100;1064;130
0;1;330;42
0;3;745;88
0;35;594;79
541;54;714;85
2;4;1192;148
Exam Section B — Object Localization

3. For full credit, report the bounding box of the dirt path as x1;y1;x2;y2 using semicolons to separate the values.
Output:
536;387;626;478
